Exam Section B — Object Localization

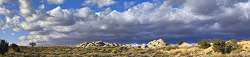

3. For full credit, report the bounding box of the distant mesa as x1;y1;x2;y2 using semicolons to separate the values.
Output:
76;38;195;49
77;41;121;48
77;38;169;49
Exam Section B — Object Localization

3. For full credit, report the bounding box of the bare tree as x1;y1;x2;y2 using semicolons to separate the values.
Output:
29;42;36;47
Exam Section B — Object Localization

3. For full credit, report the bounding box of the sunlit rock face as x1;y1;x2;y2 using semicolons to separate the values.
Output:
146;39;167;48
178;42;194;48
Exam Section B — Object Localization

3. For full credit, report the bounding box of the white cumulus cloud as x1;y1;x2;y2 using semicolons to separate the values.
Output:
47;0;64;4
19;0;33;17
84;0;115;7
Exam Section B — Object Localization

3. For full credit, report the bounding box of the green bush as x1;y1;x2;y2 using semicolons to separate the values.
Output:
198;40;211;49
212;40;226;54
212;40;239;54
0;40;9;55
10;43;21;52
225;39;239;53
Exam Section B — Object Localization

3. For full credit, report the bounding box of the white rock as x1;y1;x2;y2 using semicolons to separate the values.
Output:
77;41;121;48
147;39;167;48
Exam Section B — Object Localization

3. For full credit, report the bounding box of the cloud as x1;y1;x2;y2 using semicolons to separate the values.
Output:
0;7;12;16
0;0;16;5
19;0;33;17
0;0;24;30
0;0;250;45
47;0;64;4
0;15;21;31
84;0;115;7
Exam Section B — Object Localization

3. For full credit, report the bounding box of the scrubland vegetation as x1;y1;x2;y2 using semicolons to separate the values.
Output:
1;39;250;57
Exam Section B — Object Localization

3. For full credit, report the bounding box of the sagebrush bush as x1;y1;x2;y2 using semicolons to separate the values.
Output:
212;40;239;54
225;39;239;53
226;39;239;49
212;40;226;54
0;40;9;55
198;40;211;49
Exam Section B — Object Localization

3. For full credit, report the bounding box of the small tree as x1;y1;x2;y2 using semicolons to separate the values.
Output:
0;40;9;55
198;40;211;49
10;43;20;52
29;42;36;47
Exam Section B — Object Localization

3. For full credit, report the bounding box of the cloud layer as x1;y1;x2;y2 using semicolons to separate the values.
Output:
0;0;250;46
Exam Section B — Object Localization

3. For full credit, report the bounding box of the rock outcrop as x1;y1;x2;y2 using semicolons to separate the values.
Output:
146;39;167;48
80;39;169;49
77;41;121;48
178;42;193;48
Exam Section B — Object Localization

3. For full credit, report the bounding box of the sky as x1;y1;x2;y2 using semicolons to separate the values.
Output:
0;0;250;46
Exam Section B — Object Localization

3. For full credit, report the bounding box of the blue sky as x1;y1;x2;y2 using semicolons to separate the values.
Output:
0;0;250;45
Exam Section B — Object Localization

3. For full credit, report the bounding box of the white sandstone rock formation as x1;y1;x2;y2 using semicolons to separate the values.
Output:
147;39;167;48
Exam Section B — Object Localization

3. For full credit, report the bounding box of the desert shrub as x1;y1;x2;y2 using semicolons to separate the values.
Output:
198;40;211;49
10;43;21;52
212;40;239;54
225;39;239;53
0;40;9;55
226;39;239;49
212;40;226;54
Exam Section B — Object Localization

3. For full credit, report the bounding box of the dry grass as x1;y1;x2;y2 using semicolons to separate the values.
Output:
2;46;170;57
2;41;250;57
